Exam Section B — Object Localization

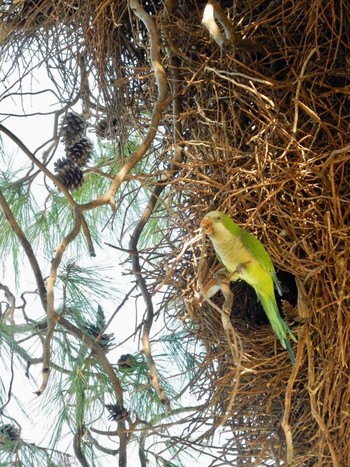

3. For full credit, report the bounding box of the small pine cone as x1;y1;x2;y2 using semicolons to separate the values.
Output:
60;112;86;147
96;117;118;140
84;322;115;351
117;354;137;369
105;403;128;422
0;424;20;444
54;158;84;191
66;137;93;167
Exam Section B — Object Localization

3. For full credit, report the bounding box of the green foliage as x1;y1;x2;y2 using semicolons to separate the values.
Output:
0;439;72;467
57;260;120;312
0;181;37;276
158;330;200;384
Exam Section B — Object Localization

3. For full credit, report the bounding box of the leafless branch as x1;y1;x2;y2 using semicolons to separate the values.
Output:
36;207;82;396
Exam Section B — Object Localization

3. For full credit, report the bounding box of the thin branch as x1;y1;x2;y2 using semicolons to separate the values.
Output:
73;390;89;467
59;316;128;466
36;207;82;396
129;185;172;412
0;283;16;324
0;124;75;205
78;0;169;213
0;189;47;310
0;352;15;412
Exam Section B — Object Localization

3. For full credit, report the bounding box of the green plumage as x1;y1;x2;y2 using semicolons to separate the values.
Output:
201;211;297;363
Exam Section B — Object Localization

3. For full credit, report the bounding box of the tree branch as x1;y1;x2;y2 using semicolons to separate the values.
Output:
36;207;82;396
78;0;169;212
59;316;128;466
0;124;75;205
0;189;47;310
129;185;172;412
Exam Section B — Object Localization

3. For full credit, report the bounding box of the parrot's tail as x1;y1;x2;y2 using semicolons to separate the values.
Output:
285;339;296;365
259;294;297;364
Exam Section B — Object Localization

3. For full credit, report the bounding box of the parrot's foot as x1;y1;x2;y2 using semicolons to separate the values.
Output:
213;268;230;279
233;261;250;275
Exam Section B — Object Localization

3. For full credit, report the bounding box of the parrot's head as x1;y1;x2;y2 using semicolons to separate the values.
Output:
201;211;226;237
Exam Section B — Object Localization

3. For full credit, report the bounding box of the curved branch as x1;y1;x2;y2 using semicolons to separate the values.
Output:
36;207;82;396
0;124;75;206
125;0;173;413
78;0;169;213
85;430;119;456
0;189;47;310
59;316;128;466
129;185;171;412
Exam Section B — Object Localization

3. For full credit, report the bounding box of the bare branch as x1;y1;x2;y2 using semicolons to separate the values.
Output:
0;124;75;205
0;283;16;324
36;207;82;396
78;0;169;212
129;185;172;412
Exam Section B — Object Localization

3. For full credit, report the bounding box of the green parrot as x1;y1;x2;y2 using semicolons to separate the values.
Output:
201;210;297;363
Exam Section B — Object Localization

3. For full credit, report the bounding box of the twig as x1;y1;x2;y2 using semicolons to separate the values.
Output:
0;124;75;205
0;283;16;324
281;329;304;464
292;48;317;135
59;316;127;465
305;327;339;467
0;189;47;310
129;185;172;412
36;207;82;396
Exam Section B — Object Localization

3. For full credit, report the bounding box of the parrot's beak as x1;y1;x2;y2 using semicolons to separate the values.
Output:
201;217;213;235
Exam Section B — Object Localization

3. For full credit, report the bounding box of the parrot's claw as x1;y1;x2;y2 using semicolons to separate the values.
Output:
234;261;250;275
213;262;250;283
213;269;231;282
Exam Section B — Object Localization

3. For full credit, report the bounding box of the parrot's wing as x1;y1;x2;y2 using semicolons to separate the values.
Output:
240;229;282;295
240;230;274;270
220;213;272;270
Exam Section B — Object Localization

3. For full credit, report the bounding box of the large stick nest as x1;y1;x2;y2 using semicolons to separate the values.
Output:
2;0;350;465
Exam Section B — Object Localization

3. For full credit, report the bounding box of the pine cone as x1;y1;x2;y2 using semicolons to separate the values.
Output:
117;354;137;369
105;403;128;422
96;117;118;140
0;424;20;444
60;112;86;146
54;158;84;191
84;322;114;351
66;137;93;167
83;305;114;351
